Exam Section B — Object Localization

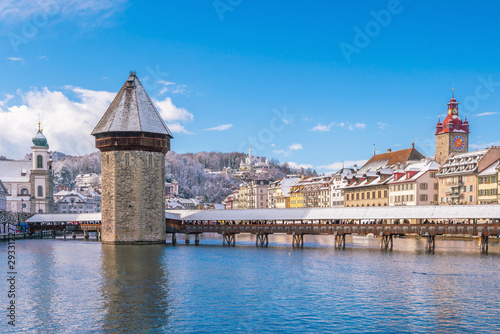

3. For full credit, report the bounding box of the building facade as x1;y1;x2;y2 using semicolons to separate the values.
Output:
268;176;301;209
330;168;354;207
248;180;270;209
0;180;7;211
436;147;500;205
388;159;440;206
477;160;499;205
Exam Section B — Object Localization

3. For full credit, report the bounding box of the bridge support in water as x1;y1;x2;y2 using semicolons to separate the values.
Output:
292;233;304;248
479;232;488;253
223;233;235;246
334;233;345;249
185;233;190;244
256;233;269;247
380;234;393;250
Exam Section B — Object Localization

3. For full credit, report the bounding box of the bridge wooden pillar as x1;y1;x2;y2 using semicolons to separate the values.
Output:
479;232;488;253
223;234;235;246
195;234;200;245
171;233;177;245
292;233;304;248
84;230;88;240
380;233;393;250
334;234;345;249
421;231;435;251
256;233;268;247
185;233;190;244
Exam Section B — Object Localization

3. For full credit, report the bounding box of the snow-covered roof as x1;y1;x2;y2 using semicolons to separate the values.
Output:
26;213;102;223
0;160;32;183
388;160;440;184
91;72;173;137
167;205;500;221
478;160;499;176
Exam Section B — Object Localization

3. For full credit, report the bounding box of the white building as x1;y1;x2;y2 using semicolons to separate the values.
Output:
268;176;301;209
0;125;54;213
388;159;440;206
53;190;98;214
330;168;354;207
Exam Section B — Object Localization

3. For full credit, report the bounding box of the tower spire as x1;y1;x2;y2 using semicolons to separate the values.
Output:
452;87;454;99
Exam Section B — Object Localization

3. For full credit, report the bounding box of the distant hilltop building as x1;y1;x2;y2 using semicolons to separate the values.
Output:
92;72;173;244
236;147;270;175
75;173;100;188
0;123;54;213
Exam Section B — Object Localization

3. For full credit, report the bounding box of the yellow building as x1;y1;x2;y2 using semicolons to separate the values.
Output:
237;184;249;209
289;183;305;208
477;161;499;205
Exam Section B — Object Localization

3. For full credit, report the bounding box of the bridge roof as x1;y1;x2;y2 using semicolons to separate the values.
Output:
168;205;500;221
26;213;102;223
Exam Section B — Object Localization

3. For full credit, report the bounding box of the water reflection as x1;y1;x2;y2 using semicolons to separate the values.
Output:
100;244;170;333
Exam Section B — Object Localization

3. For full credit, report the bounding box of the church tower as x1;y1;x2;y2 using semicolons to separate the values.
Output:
435;90;470;164
92;72;173;244
30;123;54;213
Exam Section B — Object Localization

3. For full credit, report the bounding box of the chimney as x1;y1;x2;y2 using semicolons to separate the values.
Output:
353;164;358;173
387;148;392;152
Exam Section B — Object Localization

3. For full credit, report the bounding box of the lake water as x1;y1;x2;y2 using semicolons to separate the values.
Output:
1;234;500;333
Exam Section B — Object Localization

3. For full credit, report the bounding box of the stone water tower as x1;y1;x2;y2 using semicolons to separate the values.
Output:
92;72;173;244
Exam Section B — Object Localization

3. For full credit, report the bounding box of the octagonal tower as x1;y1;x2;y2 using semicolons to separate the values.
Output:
92;72;173;244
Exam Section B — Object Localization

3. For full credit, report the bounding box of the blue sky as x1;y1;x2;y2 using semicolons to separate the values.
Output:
1;0;500;172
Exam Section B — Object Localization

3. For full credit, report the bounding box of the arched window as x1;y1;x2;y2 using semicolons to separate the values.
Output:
37;155;43;168
37;185;43;197
20;188;29;195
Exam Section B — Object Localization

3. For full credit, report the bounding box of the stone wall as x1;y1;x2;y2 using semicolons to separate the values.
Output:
101;150;166;244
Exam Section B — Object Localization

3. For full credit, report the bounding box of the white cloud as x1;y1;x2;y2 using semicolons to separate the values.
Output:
273;143;303;157
469;141;500;150
475;112;499;117
285;161;313;170
0;0;128;24
0;94;14;106
7;57;23;63
354;122;366;129
310;122;334;132
377;122;389;130
205;124;233;131
317;159;368;171
167;122;193;135
154;97;193;122
0;86;115;158
153;97;194;134
0;84;197;159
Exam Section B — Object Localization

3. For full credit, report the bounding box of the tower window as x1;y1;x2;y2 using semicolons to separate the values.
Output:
20;188;29;195
37;185;43;197
37;155;43;168
106;155;110;166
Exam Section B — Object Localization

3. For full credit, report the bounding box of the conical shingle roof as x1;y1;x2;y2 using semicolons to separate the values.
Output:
91;72;173;137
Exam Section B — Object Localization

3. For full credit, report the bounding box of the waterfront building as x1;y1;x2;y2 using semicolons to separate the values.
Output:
299;175;332;208
477;160;499;205
436;147;500;205
267;175;301;208
238;184;249;209
223;190;239;209
0;124;54;213
330;168;354;207
0;180;7;211
498;163;500;204
388;159;440;206
435;91;470;164
289;178;306;208
343;146;425;207
53;190;98;213
92;72;173;244
248;180;270;209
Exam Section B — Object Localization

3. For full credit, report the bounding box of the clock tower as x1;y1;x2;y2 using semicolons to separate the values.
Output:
435;89;469;164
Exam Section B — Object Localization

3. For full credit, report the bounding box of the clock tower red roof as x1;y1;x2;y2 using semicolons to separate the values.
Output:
435;91;469;135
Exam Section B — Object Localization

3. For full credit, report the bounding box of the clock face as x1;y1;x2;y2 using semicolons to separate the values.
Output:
453;136;464;150
452;108;458;115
